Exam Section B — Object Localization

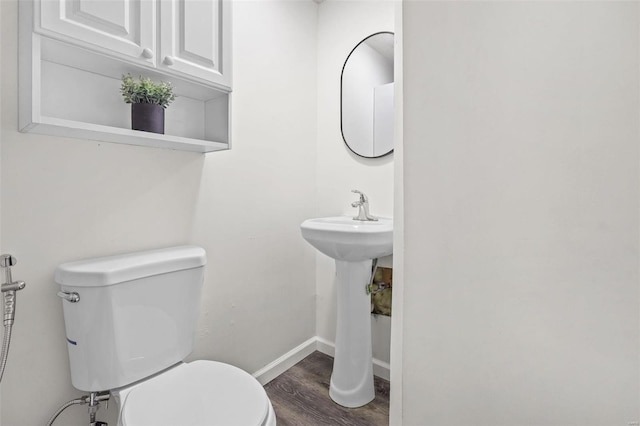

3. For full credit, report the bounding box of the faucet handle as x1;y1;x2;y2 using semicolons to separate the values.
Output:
351;189;368;202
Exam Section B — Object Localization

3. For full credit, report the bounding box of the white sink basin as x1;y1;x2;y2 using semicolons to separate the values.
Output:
300;216;393;261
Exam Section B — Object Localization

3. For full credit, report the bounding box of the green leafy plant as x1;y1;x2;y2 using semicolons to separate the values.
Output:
120;74;176;109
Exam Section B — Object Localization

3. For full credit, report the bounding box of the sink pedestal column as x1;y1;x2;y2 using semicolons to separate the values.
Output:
330;259;375;408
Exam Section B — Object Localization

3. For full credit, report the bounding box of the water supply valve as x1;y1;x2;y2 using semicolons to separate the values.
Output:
0;255;16;268
366;281;390;296
0;255;25;292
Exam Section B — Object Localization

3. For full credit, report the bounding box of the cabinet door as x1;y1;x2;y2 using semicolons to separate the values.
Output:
159;0;231;89
38;0;156;65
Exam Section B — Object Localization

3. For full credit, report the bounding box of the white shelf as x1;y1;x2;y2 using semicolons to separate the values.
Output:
25;116;229;153
20;28;231;153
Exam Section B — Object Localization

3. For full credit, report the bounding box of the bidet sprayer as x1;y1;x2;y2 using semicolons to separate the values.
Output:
0;254;25;384
351;189;378;221
0;255;25;326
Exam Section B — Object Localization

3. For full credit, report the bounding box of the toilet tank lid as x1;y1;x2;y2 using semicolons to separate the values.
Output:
54;246;206;287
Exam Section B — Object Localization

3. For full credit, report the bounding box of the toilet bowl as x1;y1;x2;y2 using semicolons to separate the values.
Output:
113;361;276;426
54;246;276;426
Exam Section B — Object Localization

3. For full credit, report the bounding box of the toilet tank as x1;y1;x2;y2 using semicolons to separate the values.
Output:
54;246;207;392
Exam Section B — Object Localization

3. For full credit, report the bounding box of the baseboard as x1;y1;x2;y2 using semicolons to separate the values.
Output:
315;337;390;381
252;337;317;385
315;336;335;357
252;336;391;385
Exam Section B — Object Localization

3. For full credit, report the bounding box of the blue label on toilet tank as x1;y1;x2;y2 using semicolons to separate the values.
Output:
66;337;77;346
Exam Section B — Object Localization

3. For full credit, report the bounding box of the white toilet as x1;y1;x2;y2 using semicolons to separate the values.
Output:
54;246;276;426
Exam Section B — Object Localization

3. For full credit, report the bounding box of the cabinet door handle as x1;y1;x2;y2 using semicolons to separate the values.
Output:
141;48;154;59
163;56;175;66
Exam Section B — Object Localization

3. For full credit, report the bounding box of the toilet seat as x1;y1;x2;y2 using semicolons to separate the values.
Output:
118;360;273;426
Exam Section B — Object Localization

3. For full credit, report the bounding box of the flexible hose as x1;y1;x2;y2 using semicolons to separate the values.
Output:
0;324;12;383
45;398;86;426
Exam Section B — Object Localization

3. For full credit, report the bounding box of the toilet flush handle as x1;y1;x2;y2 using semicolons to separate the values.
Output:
57;291;80;303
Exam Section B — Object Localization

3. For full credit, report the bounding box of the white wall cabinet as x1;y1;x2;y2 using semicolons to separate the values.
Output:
20;0;232;153
159;0;231;89
36;0;231;89
38;0;157;67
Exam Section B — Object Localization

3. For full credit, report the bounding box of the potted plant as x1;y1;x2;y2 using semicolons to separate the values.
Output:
121;74;176;134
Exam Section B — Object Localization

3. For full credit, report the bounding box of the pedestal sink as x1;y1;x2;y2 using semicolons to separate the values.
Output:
300;216;393;408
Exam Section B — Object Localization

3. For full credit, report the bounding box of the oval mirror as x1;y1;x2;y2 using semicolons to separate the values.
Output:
341;32;395;158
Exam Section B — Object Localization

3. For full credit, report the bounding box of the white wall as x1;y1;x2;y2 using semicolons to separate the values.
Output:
0;1;317;425
0;0;2;268
401;2;639;425
0;1;2;420
188;0;318;371
316;0;395;366
389;1;403;421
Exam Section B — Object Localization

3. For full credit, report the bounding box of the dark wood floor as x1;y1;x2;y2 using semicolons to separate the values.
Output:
264;351;390;426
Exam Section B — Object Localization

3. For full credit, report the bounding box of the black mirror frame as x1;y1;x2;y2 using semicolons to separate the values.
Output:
340;31;395;159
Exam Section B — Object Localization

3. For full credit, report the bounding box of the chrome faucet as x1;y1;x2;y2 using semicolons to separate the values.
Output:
351;190;378;221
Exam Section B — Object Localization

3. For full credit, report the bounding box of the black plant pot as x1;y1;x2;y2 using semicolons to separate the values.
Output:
131;103;165;134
